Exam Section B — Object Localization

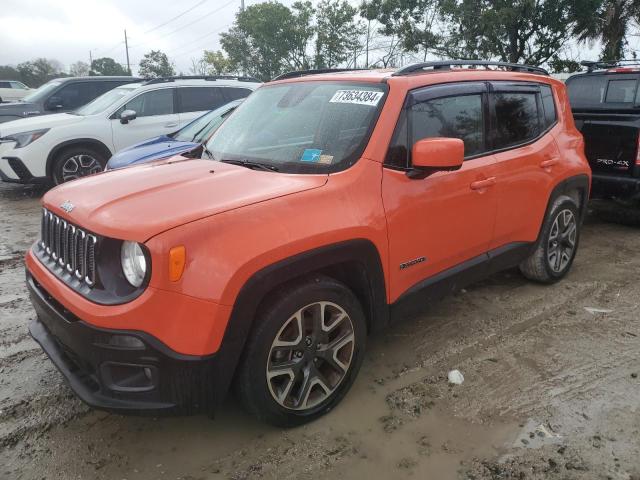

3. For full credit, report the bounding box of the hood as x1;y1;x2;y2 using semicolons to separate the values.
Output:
42;158;328;242
0;112;83;136
0;101;40;122
106;136;199;169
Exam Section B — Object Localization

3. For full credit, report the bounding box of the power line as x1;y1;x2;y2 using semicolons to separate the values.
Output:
128;0;236;48
165;23;231;57
142;0;209;34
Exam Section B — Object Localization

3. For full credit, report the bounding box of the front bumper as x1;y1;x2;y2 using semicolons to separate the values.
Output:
591;172;640;200
27;272;219;415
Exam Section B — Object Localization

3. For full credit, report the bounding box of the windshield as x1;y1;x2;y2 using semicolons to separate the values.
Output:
567;74;640;109
174;100;241;143
22;81;61;103
74;85;140;116
204;81;387;173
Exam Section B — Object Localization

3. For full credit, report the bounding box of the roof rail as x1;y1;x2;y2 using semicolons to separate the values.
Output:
142;75;261;85
272;68;367;81
581;59;640;72
393;60;549;76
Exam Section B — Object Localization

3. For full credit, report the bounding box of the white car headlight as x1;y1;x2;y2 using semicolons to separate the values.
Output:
1;128;49;148
121;241;147;287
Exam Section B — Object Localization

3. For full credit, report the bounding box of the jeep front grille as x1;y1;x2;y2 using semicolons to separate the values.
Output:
39;208;97;286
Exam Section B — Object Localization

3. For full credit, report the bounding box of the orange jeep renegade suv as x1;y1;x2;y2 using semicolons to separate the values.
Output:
26;61;591;426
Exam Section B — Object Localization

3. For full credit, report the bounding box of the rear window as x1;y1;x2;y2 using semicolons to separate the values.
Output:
178;87;226;113
567;74;640;108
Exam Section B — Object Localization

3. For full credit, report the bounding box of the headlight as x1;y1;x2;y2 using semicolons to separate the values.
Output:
1;128;49;148
121;241;147;287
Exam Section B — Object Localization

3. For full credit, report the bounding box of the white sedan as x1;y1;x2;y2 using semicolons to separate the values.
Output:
0;80;32;103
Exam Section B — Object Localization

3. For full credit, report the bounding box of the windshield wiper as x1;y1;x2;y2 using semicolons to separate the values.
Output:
220;159;279;172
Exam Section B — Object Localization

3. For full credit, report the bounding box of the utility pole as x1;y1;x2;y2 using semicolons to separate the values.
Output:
89;50;93;66
365;20;370;68
124;29;131;75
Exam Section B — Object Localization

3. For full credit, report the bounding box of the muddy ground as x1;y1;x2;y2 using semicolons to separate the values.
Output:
0;180;639;480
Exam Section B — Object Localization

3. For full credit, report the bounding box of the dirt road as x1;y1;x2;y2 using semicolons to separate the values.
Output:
1;181;639;480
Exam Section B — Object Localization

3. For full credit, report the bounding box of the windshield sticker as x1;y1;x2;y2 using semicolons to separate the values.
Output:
301;149;323;162
330;90;384;106
318;154;334;164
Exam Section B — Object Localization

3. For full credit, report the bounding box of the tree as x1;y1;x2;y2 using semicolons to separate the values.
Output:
221;2;305;81
90;57;128;76
17;58;64;87
69;61;90;77
435;0;597;65
0;65;21;82
189;57;208;75
314;0;363;68
138;50;175;78
360;0;422;67
202;50;233;74
573;0;640;61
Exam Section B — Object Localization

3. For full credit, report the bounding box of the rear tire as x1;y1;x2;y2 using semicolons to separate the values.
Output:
234;275;367;427
52;146;106;185
519;195;581;283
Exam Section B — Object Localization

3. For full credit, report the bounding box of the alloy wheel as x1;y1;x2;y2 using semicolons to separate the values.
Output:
547;209;577;273
266;301;355;411
61;154;102;182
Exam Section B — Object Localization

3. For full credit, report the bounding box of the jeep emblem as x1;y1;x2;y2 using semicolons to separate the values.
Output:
60;200;75;213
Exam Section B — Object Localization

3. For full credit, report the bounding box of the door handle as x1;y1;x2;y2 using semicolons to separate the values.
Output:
540;158;559;169
164;122;178;128
470;177;496;191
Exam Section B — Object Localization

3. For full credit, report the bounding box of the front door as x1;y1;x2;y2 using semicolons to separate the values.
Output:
110;87;179;152
382;82;499;302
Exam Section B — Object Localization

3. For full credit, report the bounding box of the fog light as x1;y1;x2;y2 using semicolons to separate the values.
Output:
107;335;145;349
100;362;157;392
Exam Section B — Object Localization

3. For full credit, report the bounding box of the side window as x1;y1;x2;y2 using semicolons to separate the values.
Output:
178;87;225;113
223;87;253;101
55;82;99;109
540;85;557;129
0;82;11;88
123;88;174;117
605;79;637;103
410;94;484;158
493;92;540;149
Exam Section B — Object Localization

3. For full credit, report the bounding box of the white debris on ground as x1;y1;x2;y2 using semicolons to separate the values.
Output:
584;307;613;314
448;369;464;385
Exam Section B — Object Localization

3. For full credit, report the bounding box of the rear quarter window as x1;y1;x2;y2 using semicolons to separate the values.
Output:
540;85;557;128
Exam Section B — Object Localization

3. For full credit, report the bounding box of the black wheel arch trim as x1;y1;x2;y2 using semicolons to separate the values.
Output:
211;239;388;410
46;138;113;178
543;174;591;228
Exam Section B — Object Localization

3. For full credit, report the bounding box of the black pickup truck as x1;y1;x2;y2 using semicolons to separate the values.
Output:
566;61;640;223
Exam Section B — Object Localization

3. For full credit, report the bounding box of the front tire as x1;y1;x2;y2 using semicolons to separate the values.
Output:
52;146;106;185
520;195;581;283
234;276;367;427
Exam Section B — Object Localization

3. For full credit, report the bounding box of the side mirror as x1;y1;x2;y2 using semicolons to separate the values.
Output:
46;96;63;111
407;137;464;179
120;109;137;124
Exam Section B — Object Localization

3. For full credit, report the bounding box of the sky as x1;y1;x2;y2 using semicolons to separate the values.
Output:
0;0;615;77
0;0;318;75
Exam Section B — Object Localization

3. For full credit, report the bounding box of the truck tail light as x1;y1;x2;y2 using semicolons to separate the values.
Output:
636;133;640;166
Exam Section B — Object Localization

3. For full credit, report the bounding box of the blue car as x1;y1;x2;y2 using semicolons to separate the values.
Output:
106;99;242;170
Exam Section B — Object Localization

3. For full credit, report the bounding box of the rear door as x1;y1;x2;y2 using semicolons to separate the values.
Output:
110;87;178;151
488;82;561;248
